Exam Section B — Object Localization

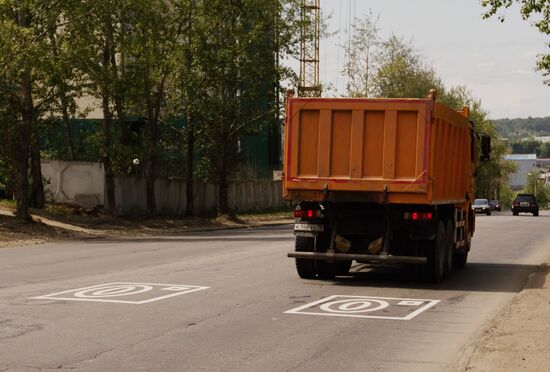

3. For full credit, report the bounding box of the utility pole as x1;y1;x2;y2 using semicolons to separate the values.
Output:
298;0;321;97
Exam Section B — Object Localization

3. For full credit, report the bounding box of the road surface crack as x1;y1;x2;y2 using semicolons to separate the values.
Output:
0;320;42;341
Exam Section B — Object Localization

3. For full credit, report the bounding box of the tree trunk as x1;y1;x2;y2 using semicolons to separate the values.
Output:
61;96;76;160
12;9;33;221
29;130;45;209
51;29;76;161
145;72;166;218
184;3;195;217
145;120;158;217
102;98;116;216
13;129;30;221
102;43;116;216
218;144;229;215
185;117;194;216
14;69;34;220
145;102;158;218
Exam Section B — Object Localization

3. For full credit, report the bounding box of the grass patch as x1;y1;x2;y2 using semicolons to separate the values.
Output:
0;199;15;210
45;202;82;217
236;206;293;221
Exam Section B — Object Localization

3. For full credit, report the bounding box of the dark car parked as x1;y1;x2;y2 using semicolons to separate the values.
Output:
512;194;539;216
473;198;491;215
489;200;501;211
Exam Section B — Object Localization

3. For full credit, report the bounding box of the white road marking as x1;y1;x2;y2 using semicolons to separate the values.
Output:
397;300;425;306
285;295;440;320
32;282;209;304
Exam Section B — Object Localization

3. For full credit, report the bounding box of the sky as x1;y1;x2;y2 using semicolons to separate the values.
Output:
311;0;549;119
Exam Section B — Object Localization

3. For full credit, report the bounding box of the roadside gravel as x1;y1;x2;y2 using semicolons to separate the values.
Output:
455;263;550;371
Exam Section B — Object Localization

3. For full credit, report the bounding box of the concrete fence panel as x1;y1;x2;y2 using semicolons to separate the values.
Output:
42;160;286;215
41;159;105;208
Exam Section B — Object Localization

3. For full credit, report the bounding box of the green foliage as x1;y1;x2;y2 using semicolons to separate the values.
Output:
342;11;381;97
524;169;550;208
0;1;330;216
374;35;445;99
0;0;69;218
541;142;550;157
499;183;516;209
342;16;445;99
493;116;550;138
481;0;550;85
509;138;542;154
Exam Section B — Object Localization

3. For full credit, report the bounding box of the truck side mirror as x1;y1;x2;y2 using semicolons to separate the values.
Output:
480;135;491;162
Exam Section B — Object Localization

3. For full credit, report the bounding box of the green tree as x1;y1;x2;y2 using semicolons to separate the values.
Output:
524;169;550;207
375;35;445;99
481;0;550;85
122;0;181;216
62;0;134;215
342;13;444;99
0;1;65;219
168;0;203;217
499;183;516;209
194;0;299;215
509;138;542;154
342;11;381;97
540;142;550;157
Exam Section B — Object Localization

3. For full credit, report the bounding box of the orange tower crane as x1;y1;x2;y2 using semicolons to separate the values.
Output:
298;0;321;97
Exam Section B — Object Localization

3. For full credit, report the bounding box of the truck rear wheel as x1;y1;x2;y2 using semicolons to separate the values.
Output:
454;251;468;269
295;237;316;279
454;232;470;269
444;220;454;277
426;221;446;282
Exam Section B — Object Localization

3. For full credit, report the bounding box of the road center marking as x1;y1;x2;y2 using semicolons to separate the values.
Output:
32;282;209;304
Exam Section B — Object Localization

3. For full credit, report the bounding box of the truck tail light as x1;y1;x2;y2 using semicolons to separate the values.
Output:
294;209;321;219
404;212;433;221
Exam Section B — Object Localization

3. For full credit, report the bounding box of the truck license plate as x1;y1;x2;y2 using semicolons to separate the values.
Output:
294;223;324;232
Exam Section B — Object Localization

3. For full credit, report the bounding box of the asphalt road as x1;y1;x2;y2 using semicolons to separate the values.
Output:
1;211;550;372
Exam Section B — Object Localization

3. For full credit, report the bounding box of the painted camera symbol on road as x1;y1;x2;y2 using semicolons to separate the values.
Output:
285;295;440;320
32;282;209;305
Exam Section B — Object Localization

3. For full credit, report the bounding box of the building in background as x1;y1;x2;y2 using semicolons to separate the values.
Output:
503;154;550;190
503;154;537;190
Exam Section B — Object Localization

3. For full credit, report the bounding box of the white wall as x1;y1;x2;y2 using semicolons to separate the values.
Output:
41;160;287;215
111;177;286;216
508;159;537;189
41;159;105;208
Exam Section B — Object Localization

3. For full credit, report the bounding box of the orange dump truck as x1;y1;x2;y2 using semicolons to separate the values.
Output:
284;91;490;282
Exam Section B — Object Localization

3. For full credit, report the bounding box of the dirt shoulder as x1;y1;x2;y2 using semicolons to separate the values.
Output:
455;263;550;371
0;204;293;249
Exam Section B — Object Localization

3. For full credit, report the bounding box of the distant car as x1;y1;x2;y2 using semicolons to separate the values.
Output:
489;200;501;211
473;198;491;215
512;194;539;216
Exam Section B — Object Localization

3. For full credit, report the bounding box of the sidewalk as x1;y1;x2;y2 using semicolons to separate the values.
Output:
456;262;550;371
0;205;293;249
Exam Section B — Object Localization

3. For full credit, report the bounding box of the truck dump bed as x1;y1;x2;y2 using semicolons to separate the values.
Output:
283;95;474;205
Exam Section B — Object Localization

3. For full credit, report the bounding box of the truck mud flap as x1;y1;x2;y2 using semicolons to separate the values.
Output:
288;252;427;264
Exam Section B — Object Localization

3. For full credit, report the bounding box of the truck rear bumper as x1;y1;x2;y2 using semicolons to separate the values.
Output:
287;251;427;264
